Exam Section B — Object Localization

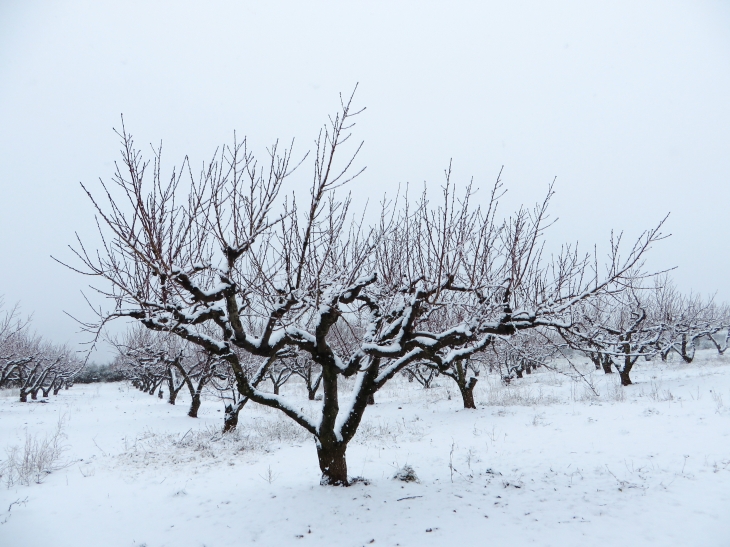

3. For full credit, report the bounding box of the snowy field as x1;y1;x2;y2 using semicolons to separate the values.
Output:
1;351;729;547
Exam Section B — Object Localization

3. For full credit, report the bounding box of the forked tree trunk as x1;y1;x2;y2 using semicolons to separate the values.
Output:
448;360;478;409
619;350;634;386
317;441;349;486
223;399;247;433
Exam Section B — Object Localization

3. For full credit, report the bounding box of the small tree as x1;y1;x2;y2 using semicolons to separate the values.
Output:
402;363;438;389
113;326;219;417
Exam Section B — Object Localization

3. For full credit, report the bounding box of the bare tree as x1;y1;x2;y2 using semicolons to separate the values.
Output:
561;286;665;386
0;299;33;390
66;92;666;485
112;326;219;417
650;277;730;363
211;350;278;432
490;330;558;382
266;360;293;396
288;356;323;400
402;363;439;389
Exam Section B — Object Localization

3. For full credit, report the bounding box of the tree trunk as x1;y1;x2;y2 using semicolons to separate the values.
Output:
680;335;694;363
317;442;349;486
188;394;202;418
367;393;375;405
619;369;632;386
459;377;477;409
308;388;316;400
19;391;28;403
273;384;279;395
601;355;614;374
31;389;38;400
619;346;634;386
223;399;247;433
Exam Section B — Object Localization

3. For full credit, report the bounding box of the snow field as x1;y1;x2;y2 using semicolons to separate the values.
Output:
0;351;728;546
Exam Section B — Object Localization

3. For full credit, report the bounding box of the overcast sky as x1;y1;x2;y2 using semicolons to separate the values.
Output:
1;0;729;360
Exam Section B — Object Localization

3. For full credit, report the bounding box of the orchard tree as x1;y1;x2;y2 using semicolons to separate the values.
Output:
650;278;730;363
65;92;665;485
113;326;219;417
402;363;439;389
288;356;323;400
561;286;665;386
0;299;32;389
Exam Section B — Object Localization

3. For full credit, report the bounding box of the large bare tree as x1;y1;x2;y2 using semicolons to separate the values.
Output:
65;92;665;485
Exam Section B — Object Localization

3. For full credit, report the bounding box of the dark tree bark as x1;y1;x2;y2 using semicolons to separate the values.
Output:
316;441;348;486
459;377;477;409
188;394;202;418
223;399;247;433
601;355;614;374
442;360;478;409
619;369;632;386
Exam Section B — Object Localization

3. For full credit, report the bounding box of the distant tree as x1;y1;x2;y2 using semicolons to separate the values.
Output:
561;286;665;386
650;277;730;363
402;363;438;389
0;298;33;390
288;356;323;400
492;331;557;382
113;326;219;417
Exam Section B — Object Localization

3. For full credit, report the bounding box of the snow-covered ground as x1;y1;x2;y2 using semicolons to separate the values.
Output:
1;351;729;546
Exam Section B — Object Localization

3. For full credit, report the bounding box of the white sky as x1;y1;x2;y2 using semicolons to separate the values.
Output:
1;0;729;360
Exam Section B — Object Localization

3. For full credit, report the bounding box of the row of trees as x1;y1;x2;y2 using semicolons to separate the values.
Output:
68;92;695;485
562;277;730;386
0;299;83;401
111;272;730;426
